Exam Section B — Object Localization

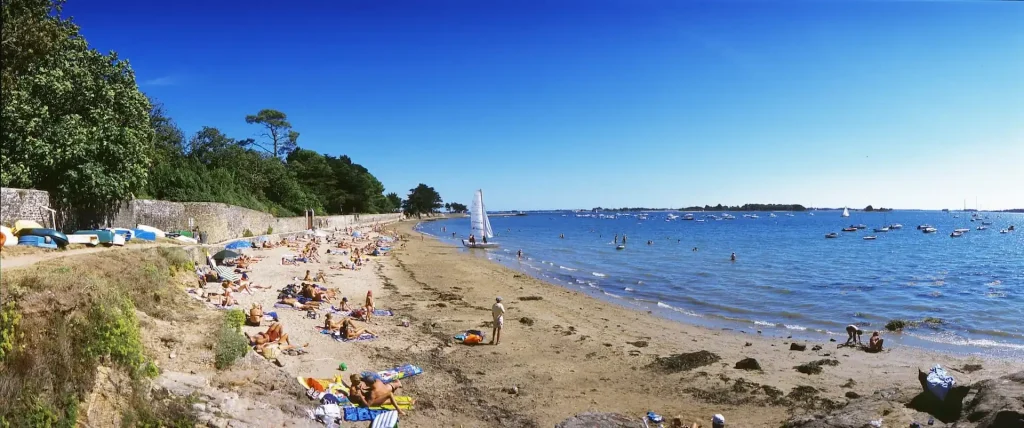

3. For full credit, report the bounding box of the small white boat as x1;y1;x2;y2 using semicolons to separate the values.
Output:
749;214;759;219
841;207;850;217
976;226;988;231
950;231;963;238
1000;229;1009;234
922;227;938;234
769;213;777;218
67;234;100;246
917;224;934;230
666;214;679;221
873;227;889;233
889;223;903;229
863;236;877;240
786;213;795;217
954;228;970;233
722;214;736;220
682;214;694;221
462;189;500;249
808;212;815;216
825;232;839;239
695;219;705;223
616;245;626;250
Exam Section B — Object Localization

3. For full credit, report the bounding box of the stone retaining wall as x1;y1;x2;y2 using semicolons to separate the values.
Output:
0;187;52;226
0;187;402;241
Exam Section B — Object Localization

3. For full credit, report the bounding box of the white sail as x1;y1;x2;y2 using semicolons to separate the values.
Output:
480;190;494;238
470;190;486;238
841;207;850;217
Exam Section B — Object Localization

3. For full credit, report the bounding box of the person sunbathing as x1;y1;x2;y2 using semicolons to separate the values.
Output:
364;378;405;415
303;270;313;281
221;289;236;307
247;322;290;348
339;297;352;312
248;304;264;326
868;331;884;352
279;297;320;311
314;270;327;283
323;313;344;332
341;318;376;340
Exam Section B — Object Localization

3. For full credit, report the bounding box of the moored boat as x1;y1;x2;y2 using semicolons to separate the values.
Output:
863;236;877;240
17;235;58;249
950;231;963;238
917;224;934;230
462;189;500;249
75;230;116;245
922;227;938;234
825;232;839;238
889;223;903;229
873;227;889;233
842;227;858;232
954;228;970;233
16;228;69;247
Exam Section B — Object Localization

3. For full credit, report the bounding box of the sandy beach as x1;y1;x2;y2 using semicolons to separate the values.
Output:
145;218;1018;427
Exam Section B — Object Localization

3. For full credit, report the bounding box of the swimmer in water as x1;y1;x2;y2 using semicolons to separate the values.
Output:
730;252;737;261
517;249;523;259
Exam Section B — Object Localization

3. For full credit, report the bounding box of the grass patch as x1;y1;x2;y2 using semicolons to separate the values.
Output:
266;226;274;235
215;310;249;370
0;248;198;426
242;229;254;237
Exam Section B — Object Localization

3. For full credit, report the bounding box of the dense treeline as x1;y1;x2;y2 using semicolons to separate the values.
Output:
591;204;807;212
0;0;411;226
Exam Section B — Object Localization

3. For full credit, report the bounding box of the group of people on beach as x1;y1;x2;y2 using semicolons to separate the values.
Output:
845;325;885;352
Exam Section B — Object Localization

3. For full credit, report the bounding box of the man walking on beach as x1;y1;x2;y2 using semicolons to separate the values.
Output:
490;297;505;345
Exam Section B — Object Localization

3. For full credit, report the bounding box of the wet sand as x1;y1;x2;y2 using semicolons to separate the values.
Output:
227;220;1020;427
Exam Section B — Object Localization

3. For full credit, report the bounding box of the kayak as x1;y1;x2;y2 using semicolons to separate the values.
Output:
0;226;16;247
136;224;166;238
131;229;157;241
18;235;58;249
74;230;115;245
16;228;69;247
67;234;100;246
13;220;44;234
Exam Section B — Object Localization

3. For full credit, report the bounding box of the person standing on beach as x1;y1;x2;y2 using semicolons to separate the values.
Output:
490;297;505;345
364;290;375;324
517;249;523;259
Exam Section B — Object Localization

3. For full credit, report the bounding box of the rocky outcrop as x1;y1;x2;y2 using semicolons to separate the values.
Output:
556;413;645;428
784;371;1024;428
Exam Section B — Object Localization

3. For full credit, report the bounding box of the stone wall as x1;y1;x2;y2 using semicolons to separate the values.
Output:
1;188;402;241
0;187;52;226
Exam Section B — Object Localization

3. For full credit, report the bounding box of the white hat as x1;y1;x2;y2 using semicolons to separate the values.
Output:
712;414;725;425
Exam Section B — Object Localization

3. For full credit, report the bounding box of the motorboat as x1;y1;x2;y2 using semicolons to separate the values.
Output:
981;221;993;226
954;228;970;233
917;224;934;230
1000;229;1009;234
749;214;760;219
873;227;890;233
616;245;626;250
769;213;777;218
889;223;903;229
950;231;963;238
842;227;858;232
695;219;705;223
722;214;736;220
854;224;867;229
666;214;680;221
922;227;938;234
976;226;988;231
825;232;839;238
682;214;694;221
863;236;877;240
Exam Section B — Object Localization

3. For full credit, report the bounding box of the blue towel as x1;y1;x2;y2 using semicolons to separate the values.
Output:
343;407;387;421
926;365;956;401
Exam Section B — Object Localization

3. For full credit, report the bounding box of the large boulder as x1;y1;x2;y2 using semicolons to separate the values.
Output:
963;371;1024;428
556;413;644;428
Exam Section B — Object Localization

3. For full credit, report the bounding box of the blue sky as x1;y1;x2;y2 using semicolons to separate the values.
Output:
66;0;1023;211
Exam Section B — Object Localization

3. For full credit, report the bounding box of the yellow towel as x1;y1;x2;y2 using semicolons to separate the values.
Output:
296;376;414;409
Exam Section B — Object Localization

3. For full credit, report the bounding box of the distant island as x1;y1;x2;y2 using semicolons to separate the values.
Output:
999;209;1024;213
588;204;807;212
862;205;893;212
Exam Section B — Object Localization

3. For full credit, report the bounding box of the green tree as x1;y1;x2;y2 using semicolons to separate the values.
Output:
386;192;402;213
402;184;443;217
1;0;153;226
243;109;299;158
448;202;468;213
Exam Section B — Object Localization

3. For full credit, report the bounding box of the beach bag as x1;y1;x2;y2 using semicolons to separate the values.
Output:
925;364;955;401
463;334;483;344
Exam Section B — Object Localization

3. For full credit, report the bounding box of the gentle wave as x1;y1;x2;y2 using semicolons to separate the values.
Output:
560;266;577;271
624;287;635;292
592;272;607;277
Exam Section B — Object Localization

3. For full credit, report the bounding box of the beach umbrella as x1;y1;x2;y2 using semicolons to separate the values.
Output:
225;240;250;250
214;265;240;282
351;231;363;238
212;249;241;261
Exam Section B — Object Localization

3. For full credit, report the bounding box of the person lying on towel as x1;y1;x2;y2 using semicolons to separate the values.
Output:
341;318;376;340
346;374;406;415
279;297;321;311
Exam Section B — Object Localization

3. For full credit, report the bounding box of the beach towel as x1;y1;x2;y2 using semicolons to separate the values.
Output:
316;327;377;342
342;399;414;421
377;364;423;383
295;377;414;409
926;364;956;401
371;410;399;428
330;307;394;317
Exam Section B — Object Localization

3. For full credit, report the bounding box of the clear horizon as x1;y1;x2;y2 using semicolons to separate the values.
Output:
66;0;1023;211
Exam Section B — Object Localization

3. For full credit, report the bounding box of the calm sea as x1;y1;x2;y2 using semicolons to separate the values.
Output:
417;211;1023;357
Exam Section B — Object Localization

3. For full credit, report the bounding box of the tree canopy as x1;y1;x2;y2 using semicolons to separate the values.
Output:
403;184;443;217
1;0;153;225
1;0;419;225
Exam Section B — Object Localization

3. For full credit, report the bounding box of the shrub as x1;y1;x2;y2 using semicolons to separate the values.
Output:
225;309;245;332
84;295;147;374
0;302;21;362
214;314;249;370
242;229;254;237
266;226;274;235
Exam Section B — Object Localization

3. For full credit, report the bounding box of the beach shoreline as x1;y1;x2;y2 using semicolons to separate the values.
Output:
379;219;1020;426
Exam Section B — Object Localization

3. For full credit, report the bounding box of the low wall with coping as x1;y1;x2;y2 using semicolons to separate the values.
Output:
0;187;402;241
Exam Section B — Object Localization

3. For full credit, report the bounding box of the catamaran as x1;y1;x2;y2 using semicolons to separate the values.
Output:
462;189;499;249
841;207;850;217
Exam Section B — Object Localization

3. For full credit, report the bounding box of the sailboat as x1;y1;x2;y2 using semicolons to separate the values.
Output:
841;207;850;217
462;189;499;249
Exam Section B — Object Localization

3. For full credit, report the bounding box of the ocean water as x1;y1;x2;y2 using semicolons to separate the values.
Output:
417;210;1024;357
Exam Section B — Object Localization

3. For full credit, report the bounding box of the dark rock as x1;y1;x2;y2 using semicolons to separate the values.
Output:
811;345;823;351
648;350;721;373
795;359;840;375
518;296;543;301
627;341;648;348
518;317;535;326
556;412;644;428
829;338;837;342
961;371;1024;428
745;342;752;346
735;358;762;371
845;391;860;399
790;343;808;351
961;364;983;373
841;379;856;388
